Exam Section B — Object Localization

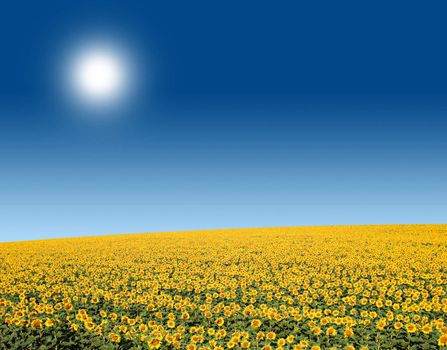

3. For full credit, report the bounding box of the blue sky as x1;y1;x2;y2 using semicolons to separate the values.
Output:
1;1;446;241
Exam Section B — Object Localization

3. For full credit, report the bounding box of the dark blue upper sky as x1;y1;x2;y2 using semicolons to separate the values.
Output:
1;1;446;241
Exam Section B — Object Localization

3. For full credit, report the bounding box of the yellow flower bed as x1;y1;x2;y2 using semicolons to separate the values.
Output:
1;224;447;349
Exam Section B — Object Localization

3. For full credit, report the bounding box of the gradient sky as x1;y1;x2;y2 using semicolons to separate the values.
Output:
1;1;447;241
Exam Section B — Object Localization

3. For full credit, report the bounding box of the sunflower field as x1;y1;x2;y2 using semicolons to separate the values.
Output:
1;224;447;349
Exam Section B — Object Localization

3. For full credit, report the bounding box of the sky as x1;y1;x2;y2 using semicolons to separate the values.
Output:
1;1;447;241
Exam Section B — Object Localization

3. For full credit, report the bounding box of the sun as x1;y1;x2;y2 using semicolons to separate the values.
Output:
67;42;132;109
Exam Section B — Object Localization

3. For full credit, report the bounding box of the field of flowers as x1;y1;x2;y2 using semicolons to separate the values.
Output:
1;224;447;349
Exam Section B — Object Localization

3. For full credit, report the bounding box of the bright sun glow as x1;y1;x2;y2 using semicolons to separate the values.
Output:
67;42;132;109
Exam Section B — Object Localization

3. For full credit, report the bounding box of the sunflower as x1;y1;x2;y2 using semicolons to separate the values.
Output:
237;340;249;348
148;338;161;349
277;338;286;346
256;331;265;340
344;328;354;337
31;319;43;329
405;323;417;333
251;319;262;328
84;321;95;331
421;324;432;334
438;334;447;347
225;341;235;349
394;322;403;330
312;327;323;335
376;319;386;330
287;335;295;343
109;333;121;343
326;327;337;336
